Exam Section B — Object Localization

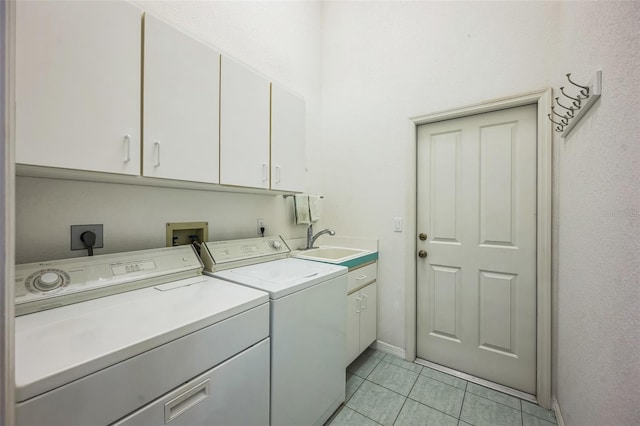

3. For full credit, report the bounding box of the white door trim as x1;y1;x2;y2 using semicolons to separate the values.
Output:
408;88;552;409
2;0;16;424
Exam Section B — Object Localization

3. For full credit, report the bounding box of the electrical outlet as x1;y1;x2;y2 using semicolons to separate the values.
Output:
257;219;265;235
71;224;104;250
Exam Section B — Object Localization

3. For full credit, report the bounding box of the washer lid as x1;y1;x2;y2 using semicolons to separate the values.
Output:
211;258;347;299
15;276;268;402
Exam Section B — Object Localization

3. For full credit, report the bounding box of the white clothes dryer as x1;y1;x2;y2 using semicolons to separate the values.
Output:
15;245;270;426
200;236;348;426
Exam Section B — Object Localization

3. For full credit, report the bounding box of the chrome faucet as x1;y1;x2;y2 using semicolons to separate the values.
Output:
306;225;336;249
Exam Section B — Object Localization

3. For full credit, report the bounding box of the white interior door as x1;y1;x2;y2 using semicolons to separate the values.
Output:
416;104;537;394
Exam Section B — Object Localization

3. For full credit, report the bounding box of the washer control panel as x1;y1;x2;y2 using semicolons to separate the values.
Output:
200;236;291;271
15;245;202;316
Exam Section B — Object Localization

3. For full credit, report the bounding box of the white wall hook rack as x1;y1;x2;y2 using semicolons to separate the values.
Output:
547;70;602;138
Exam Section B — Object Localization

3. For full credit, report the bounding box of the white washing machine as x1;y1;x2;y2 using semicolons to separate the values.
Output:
200;236;348;426
14;245;270;426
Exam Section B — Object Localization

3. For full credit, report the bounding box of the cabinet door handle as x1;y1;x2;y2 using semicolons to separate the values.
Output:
164;379;210;423
154;141;161;167
356;274;367;281
356;297;361;314
362;294;367;310
123;134;131;163
275;165;281;183
262;163;268;182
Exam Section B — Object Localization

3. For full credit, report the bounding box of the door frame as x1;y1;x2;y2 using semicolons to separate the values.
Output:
2;0;16;424
407;88;552;408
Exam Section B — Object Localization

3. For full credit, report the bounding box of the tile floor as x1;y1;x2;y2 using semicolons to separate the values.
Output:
327;349;557;426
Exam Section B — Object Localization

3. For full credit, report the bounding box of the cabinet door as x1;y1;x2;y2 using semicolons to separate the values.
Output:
346;291;361;366
220;56;270;189
16;0;141;175
270;84;305;192
359;282;377;353
143;14;220;183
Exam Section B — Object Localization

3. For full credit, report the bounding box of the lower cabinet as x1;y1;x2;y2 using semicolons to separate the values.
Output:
346;263;377;366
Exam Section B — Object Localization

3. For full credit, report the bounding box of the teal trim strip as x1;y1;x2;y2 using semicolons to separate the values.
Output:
295;252;378;269
339;252;378;269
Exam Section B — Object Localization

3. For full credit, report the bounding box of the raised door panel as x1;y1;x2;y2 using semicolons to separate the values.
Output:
346;292;360;366
430;132;461;244
220;56;270;189
479;123;517;247
143;14;220;183
270;84;305;192
359;282;377;353
16;0;141;175
429;265;462;342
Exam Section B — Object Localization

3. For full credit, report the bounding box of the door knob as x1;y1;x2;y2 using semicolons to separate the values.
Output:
418;233;428;241
418;250;428;258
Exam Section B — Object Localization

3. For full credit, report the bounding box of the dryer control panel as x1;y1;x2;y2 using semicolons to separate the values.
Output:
15;245;203;316
200;236;291;272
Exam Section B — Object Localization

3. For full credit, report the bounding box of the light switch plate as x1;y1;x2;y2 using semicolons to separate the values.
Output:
394;217;403;232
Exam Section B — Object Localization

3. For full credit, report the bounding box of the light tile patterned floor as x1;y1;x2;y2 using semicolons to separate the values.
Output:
327;349;557;426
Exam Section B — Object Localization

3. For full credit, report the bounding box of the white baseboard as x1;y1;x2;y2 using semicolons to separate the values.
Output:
370;340;405;359
552;396;565;426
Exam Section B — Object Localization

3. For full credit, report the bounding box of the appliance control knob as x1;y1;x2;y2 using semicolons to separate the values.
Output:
35;272;62;291
270;240;282;250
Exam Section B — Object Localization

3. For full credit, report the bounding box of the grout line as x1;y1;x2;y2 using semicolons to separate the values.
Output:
521;401;558;423
391;396;408;426
335;404;383;426
363;378;411;400
419;369;468;391
353;408;384;426
459;389;467;420
405;395;463;421
385;355;425;375
465;390;524;414
345;375;365;403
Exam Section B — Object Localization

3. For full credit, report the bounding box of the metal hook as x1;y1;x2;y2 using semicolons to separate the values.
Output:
566;73;590;97
560;86;585;108
551;106;570;125
548;114;566;129
555;97;578;115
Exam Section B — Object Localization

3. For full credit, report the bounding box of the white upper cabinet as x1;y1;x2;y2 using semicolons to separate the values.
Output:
143;14;220;183
16;0;142;175
270;84;306;192
219;56;271;189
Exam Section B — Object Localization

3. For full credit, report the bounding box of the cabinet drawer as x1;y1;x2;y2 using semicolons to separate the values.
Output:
347;263;377;293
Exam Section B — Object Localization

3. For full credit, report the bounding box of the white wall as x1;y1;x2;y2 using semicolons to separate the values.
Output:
320;1;639;424
553;2;640;425
15;0;323;263
320;0;560;354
